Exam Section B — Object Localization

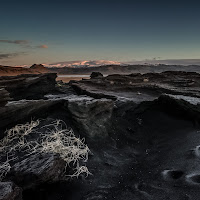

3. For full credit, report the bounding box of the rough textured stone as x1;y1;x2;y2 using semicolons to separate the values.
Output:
70;71;200;102
8;154;66;189
0;182;22;200
1;71;200;199
0;99;64;131
0;73;57;100
67;98;114;138
0;89;11;107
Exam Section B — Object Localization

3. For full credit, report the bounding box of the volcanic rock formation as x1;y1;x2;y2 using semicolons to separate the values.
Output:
0;71;200;200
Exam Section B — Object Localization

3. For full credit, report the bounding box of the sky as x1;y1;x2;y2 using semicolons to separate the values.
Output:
1;0;200;66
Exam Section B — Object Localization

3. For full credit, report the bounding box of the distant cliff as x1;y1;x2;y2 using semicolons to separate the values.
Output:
0;64;49;76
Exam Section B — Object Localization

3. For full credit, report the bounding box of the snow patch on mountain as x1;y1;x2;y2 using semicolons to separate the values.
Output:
43;60;122;68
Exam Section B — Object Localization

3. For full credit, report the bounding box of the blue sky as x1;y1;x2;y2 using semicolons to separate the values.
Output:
1;0;200;65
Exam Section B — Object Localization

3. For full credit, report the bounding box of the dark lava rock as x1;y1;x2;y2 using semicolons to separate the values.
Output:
186;174;200;185
67;98;114;139
1;71;200;200
0;88;11;107
162;169;184;181
0;99;64;131
90;72;103;79
70;82;117;100
70;71;200;101
157;94;200;122
0;73;57;100
0;182;22;200
8;154;66;189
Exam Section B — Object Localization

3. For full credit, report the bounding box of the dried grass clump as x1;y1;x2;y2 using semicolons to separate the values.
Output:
0;161;11;180
0;120;40;156
0;119;91;180
39;120;91;178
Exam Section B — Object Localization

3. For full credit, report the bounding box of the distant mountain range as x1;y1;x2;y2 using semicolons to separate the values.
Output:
15;59;200;68
49;64;200;75
1;63;200;76
16;60;123;68
43;60;122;68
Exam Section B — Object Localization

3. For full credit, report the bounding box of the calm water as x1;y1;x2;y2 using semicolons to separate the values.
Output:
57;74;91;83
57;74;110;82
58;75;90;78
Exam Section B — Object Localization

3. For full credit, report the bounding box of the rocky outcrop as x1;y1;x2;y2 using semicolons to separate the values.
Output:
0;182;22;200
0;89;11;107
70;71;200;102
1;71;200;200
0;99;63;131
0;73;57;100
8;154;66;189
0;94;115;140
70;82;117;100
156;94;200;122
67;98;114;138
90;72;103;79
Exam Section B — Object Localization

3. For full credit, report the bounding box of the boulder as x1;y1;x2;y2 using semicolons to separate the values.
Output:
90;72;103;79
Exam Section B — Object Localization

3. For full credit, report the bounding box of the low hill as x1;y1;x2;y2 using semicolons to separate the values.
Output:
0;64;49;76
30;64;49;73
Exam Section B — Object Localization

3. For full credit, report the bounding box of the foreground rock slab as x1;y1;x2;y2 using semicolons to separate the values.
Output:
0;99;63;131
0;73;57;100
0;89;11;107
8;154;66;189
70;71;200;102
1;71;200;199
67;98;114;138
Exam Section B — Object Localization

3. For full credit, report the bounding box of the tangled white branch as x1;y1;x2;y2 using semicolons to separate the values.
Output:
0;119;91;180
0;161;11;181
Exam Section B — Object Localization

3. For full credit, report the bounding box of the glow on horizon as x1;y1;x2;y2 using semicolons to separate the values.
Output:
1;1;200;66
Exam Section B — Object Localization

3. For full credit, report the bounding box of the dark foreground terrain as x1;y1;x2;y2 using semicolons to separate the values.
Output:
1;71;200;200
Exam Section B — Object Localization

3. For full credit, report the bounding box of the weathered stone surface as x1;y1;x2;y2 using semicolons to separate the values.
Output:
156;94;200;122
90;72;103;79
8;154;66;189
1;71;200;200
67;98;114;138
0;73;57;100
0;99;64;131
0;182;22;200
70;71;200;102
0;89;11;107
71;82;117;100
